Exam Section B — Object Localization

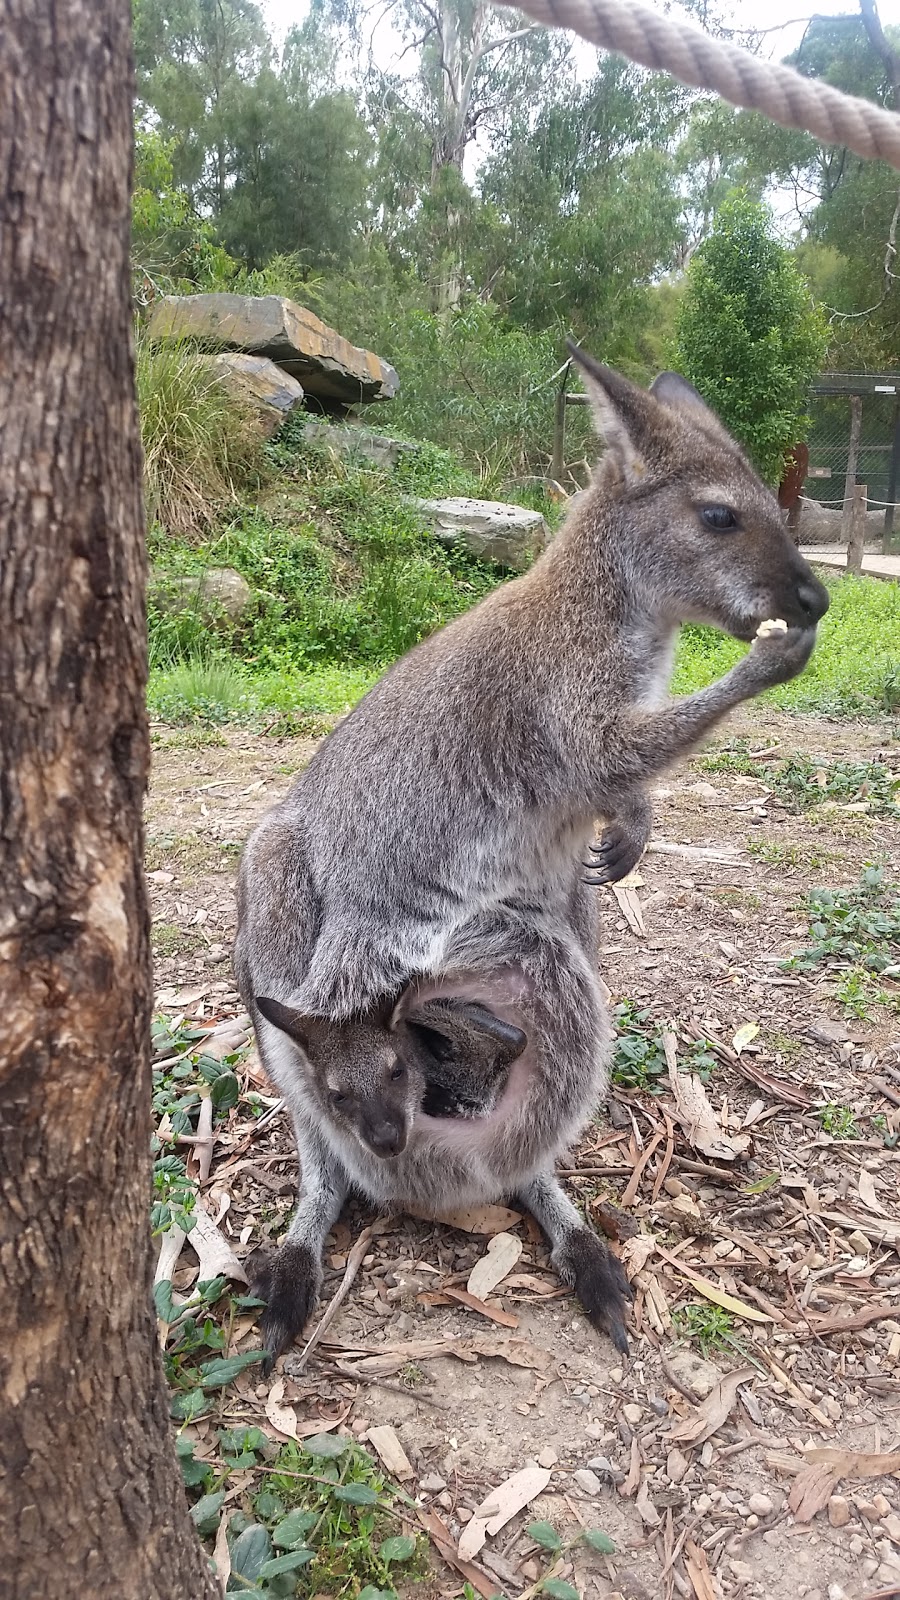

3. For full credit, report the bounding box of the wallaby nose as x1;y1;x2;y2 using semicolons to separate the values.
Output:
796;574;829;622
366;1119;405;1159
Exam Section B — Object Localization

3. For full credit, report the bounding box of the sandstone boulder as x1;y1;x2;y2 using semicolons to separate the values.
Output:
412;496;549;571
796;496;884;545
302;422;417;470
147;294;399;404
150;567;252;624
200;353;304;438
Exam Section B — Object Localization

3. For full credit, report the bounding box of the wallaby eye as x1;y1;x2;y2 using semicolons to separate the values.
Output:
700;505;738;531
331;1089;347;1108
389;1064;406;1082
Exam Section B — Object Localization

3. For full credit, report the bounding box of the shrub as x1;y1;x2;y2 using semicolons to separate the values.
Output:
136;333;266;538
673;193;828;485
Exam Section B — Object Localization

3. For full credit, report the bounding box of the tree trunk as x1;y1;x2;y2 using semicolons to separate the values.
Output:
0;4;219;1597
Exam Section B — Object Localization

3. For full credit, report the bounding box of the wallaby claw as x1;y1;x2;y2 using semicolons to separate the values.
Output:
246;1241;321;1372
584;825;644;885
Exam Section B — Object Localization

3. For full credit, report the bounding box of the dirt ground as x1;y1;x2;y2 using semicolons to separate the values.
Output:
148;705;900;1600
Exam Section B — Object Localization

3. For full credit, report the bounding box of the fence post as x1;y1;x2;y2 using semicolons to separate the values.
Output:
884;398;900;553
841;393;863;547
847;483;867;574
552;381;568;486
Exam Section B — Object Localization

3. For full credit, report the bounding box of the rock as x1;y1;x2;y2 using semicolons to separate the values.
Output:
419;1473;446;1493
303;422;416;470
199;352;304;437
147;293;399;404
796;496;886;545
622;1403;642;1426
875;1562;900;1587
666;1449;689;1485
827;1495;851;1528
412;496;549;572
573;1468;603;1496
150;566;253;624
536;1447;558;1469
883;1511;900;1543
748;1492;773;1517
664;1348;722;1401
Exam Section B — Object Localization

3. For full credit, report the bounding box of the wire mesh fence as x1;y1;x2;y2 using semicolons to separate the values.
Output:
806;377;900;517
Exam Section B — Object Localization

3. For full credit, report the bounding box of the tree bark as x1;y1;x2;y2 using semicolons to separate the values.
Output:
0;3;219;1596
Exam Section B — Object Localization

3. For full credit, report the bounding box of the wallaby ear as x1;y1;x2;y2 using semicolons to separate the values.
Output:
566;340;654;483
649;371;731;439
255;995;319;1053
398;998;527;1072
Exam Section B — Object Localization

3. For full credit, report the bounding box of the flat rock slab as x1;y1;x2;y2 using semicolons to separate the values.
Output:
200;353;304;438
147;293;399;404
303;422;416;470
413;496;549;571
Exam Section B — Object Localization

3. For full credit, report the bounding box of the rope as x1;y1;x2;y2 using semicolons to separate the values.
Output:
494;0;900;170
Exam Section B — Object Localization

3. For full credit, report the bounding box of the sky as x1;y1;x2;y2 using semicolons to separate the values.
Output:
260;0;900;59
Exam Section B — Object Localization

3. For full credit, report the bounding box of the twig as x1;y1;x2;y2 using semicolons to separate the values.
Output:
291;1223;382;1375
330;1357;448;1410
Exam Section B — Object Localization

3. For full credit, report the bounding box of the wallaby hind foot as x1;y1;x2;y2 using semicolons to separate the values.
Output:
247;1240;322;1373
517;1171;633;1355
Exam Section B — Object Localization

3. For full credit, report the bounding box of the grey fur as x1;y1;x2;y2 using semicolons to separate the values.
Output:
234;353;830;1363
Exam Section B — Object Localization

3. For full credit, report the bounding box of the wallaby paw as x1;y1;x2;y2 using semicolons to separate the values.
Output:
553;1226;633;1354
246;1241;321;1371
583;824;644;886
746;624;817;687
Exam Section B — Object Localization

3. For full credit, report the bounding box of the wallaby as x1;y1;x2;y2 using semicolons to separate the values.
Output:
235;349;829;1360
240;887;632;1366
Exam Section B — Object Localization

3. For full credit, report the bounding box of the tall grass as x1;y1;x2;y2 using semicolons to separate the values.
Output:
136;334;266;538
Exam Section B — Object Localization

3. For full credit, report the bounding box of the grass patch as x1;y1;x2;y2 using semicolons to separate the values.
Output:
672;1303;739;1358
137;334;266;538
701;738;899;815
674;572;900;717
816;1102;860;1140
611;1003;717;1093
148;660;377;730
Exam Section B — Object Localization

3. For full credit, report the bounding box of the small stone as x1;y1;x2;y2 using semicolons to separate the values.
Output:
666;1449;689;1485
419;1474;446;1493
458;1507;472;1523
437;1491;452;1511
873;1493;892;1518
573;1468;603;1496
694;1494;714;1516
700;1442;714;1468
648;1394;668;1417
584;1422;605;1440
664;1348;721;1401
622;1403;642;1426
858;1500;880;1522
883;1512;900;1543
520;1562;540;1582
827;1495;851;1528
729;1559;755;1583
849;1536;864;1556
748;1493;773;1517
663;1177;684;1197
827;1585;848;1600
537;1447;558;1469
876;1563;900;1587
745;1515;759;1530
609;1366;624;1385
861;1558;879;1580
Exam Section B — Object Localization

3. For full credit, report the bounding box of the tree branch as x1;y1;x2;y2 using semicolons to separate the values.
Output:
859;0;900;108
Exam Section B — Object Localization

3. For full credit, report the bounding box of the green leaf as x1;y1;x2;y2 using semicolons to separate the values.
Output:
379;1535;417;1564
527;1521;562;1552
154;1278;176;1321
199;1351;265;1387
334;1482;379;1506
170;1387;208;1421
356;1588;397;1600
211;1071;240;1111
191;1490;225;1534
229;1524;272;1585
582;1529;616;1554
303;1432;351;1458
272;1509;318;1548
259;1549;316;1578
541;1582;578;1600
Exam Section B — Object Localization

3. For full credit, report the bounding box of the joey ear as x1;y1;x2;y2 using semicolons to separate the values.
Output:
254;995;319;1052
649;371;730;437
566;340;654;482
399;998;527;1071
